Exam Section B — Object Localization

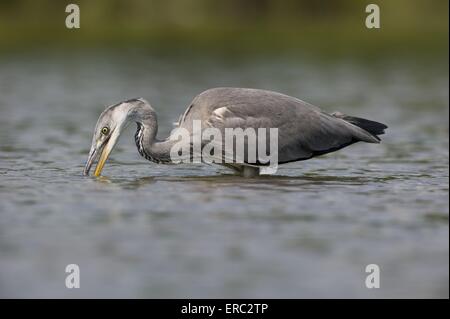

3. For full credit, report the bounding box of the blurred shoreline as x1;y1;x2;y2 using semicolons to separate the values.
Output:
0;0;448;60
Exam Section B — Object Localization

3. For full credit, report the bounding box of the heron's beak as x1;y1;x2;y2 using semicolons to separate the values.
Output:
83;132;120;177
83;144;100;176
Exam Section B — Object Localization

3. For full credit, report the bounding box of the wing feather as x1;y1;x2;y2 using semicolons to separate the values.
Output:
177;88;379;164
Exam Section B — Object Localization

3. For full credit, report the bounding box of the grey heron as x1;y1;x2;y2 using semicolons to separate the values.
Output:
83;87;387;177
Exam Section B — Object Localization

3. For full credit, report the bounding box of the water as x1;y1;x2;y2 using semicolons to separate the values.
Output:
0;52;448;298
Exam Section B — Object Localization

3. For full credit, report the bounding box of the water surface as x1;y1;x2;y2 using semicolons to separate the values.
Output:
0;53;448;297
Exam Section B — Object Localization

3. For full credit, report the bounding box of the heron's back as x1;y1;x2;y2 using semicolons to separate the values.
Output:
176;87;385;164
178;87;321;131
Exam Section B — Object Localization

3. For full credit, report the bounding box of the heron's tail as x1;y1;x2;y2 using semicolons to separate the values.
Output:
332;112;388;139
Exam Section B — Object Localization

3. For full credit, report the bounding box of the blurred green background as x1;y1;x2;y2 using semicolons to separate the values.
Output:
0;0;448;59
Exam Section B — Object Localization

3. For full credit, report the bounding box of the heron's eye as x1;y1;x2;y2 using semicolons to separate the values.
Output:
101;127;109;135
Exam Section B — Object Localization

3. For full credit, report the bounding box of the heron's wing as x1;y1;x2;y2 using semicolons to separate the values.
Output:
178;87;320;129
206;106;379;163
178;88;379;164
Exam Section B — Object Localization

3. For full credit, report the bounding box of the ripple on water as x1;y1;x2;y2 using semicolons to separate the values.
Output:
0;55;448;298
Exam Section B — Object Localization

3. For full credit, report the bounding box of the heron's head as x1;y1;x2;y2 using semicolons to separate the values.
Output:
83;98;150;176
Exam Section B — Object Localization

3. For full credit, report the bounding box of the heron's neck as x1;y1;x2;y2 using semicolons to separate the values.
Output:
133;112;174;164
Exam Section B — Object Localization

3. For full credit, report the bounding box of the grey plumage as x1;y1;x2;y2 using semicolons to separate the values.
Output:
84;87;387;177
177;88;386;164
